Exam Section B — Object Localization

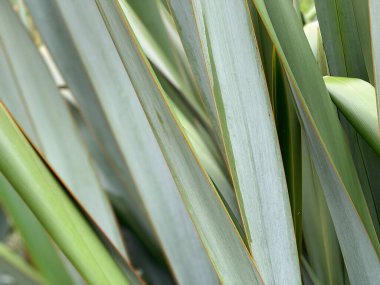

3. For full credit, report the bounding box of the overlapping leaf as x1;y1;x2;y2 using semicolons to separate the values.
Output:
251;0;380;283
166;1;300;284
0;175;73;285
0;104;130;285
96;0;264;283
25;0;220;283
0;0;125;254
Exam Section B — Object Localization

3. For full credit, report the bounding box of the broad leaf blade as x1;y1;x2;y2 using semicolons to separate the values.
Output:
0;104;130;285
0;0;125;255
167;1;300;283
314;0;367;79
97;1;264;283
26;0;157;251
0;175;73;285
324;77;380;229
324;77;380;155
31;0;220;283
251;0;380;283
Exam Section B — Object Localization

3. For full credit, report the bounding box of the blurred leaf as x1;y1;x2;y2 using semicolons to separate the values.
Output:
96;0;265;283
370;0;380;128
122;228;174;285
0;175;73;285
0;0;125;255
28;0;221;283
0;103;130;284
0;243;46;285
22;0;155;251
251;0;380;283
301;256;323;285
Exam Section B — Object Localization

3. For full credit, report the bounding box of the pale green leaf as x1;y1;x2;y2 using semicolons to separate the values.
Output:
0;103;129;285
0;243;46;285
0;175;73;285
324;77;380;155
370;0;380;129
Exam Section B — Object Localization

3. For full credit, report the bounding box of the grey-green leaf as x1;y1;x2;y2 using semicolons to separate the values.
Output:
31;0;220;283
251;0;380;283
0;0;125;255
96;0;264;283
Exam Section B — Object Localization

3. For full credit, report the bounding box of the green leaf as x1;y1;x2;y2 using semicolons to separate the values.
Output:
120;0;209;128
272;53;302;257
314;0;367;79
370;0;380;128
324;77;380;155
251;0;380;283
0;103;130;285
324;76;380;230
167;1;301;283
23;0;157;253
0;243;46;285
350;0;373;82
166;0;225;153
0;175;73;285
96;0;264;283
29;0;219;283
313;0;380;239
301;132;344;285
0;0;125;255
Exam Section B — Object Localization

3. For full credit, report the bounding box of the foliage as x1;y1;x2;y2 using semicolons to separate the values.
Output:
0;0;379;284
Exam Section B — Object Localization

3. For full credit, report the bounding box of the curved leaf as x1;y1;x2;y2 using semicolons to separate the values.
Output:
324;77;380;155
370;0;380;128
